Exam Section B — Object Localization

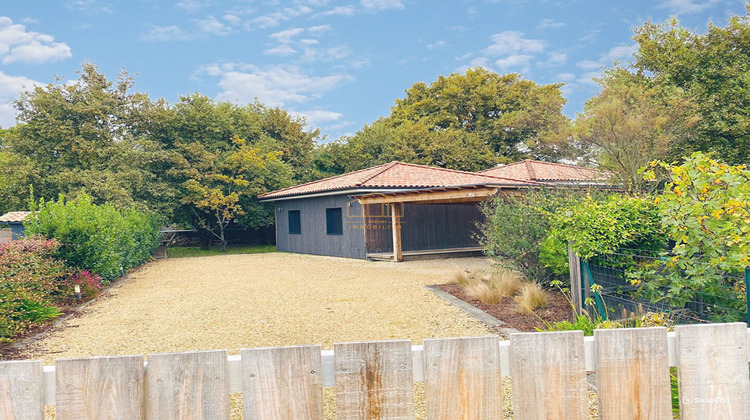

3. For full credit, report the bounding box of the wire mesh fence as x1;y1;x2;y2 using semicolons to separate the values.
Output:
580;248;749;323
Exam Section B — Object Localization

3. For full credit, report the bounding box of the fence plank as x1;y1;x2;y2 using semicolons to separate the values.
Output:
335;340;414;420
676;323;750;420
242;345;323;420
147;350;229;420
510;331;587;420
595;327;671;419
0;360;44;420
56;355;144;420
423;336;501;420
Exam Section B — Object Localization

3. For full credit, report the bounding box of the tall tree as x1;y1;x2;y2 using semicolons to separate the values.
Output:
574;70;699;192
629;9;750;164
316;67;571;174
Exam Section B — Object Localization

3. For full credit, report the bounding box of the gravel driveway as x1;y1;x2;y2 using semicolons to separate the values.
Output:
20;252;493;363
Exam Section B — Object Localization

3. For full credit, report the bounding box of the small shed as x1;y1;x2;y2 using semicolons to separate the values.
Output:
0;211;31;240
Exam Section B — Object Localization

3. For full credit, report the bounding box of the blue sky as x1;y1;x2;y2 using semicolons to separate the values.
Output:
1;0;746;140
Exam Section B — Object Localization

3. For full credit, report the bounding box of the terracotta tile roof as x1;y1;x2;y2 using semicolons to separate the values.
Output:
0;211;31;223
479;159;607;182
259;161;539;199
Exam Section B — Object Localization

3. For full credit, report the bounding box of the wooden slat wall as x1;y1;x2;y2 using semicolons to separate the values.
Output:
0;360;44;420
147;350;229;420
676;322;750;420
422;336;502;420
5;326;750;419
595;327;671;419
55;355;144;420
510;331;588;420
242;345;323;420
334;340;414;420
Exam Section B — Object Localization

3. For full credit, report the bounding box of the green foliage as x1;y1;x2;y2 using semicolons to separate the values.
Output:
25;193;162;281
551;194;667;260
633;153;750;320
0;237;67;341
317;68;572;173
539;235;570;277
628;9;750;165
574;69;699;192
481;189;582;284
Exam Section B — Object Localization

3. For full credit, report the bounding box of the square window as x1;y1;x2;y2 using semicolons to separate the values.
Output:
288;210;301;234
326;208;343;235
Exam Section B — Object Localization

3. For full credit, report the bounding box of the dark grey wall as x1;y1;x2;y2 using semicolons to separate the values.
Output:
11;223;24;240
365;203;482;253
274;194;367;259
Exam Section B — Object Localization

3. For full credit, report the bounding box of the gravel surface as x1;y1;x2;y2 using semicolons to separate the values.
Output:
18;252;599;419
21;253;494;364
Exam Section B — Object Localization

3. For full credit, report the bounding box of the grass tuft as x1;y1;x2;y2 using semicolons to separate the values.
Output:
516;282;548;314
465;281;503;305
488;268;523;297
167;245;277;258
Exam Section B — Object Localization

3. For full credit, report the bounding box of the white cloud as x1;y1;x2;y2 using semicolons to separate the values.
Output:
250;6;313;29
555;72;576;82
66;0;113;14
577;71;603;87
314;6;356;17
601;44;637;63
176;0;212;11
307;24;331;34
546;52;567;65
264;44;297;56
300;38;319;45
360;0;405;12
195;15;232;35
484;31;544;56
0;71;42;128
576;60;600;70
494;54;532;70
657;0;720;14
0;17;72;64
301;45;351;61
199;63;351;107
427;40;446;50
537;18;565;29
223;14;241;25
292;109;343;125
140;24;192;41
270;27;305;42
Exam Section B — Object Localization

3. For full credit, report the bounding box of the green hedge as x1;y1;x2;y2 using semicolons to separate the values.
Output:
25;194;162;281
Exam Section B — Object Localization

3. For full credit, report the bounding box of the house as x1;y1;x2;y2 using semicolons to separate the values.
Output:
0;211;31;240
259;161;542;261
480;159;609;187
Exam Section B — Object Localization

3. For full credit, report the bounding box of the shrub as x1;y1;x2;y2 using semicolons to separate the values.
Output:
550;194;667;261
480;188;584;285
634;153;750;320
25;193;162;281
465;281;503;305
0;237;67;341
487;267;523;297
516;282;548;314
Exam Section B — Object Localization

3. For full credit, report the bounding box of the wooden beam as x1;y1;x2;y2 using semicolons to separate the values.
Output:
391;203;403;262
357;187;498;205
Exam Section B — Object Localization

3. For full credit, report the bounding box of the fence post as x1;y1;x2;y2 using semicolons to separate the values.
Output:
567;242;582;315
581;260;607;320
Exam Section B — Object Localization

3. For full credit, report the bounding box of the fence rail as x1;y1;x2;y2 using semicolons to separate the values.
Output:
2;324;749;419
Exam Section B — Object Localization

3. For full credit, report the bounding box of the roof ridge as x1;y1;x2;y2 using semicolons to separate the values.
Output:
525;160;537;180
357;161;400;186
257;162;395;198
527;160;598;171
371;160;541;185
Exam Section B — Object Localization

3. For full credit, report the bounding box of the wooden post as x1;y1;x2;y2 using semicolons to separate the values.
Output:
568;242;582;315
391;203;403;262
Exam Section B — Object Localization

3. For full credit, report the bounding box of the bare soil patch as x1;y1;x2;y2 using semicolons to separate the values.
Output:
437;284;574;332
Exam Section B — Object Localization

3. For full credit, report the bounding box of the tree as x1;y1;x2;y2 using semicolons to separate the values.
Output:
628;9;750;165
316;67;571;174
171;135;293;250
3;62;174;214
574;70;699;192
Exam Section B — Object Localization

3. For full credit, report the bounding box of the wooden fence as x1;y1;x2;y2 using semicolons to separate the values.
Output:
1;323;749;419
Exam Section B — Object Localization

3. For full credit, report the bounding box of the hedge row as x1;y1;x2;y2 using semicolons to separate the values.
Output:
25;194;162;281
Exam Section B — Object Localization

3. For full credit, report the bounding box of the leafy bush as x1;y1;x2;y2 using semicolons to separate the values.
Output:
0;237;67;341
480;189;584;284
633;153;750;320
550;194;667;260
25;193;162;281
